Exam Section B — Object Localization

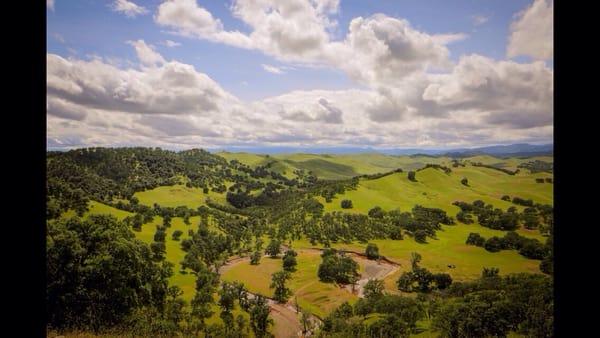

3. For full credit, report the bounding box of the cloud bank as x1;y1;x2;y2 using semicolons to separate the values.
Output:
47;0;553;150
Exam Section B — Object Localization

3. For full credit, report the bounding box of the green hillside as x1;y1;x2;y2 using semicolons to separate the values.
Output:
48;148;553;337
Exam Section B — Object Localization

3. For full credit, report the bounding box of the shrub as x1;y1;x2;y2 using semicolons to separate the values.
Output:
484;237;504;252
171;230;183;241
250;250;261;265
433;273;453;290
368;206;385;219
154;229;166;242
389;226;403;240
150;241;166;260
519;241;548;260
340;199;353;209
408;171;416;182
456;211;474;224
365;243;380;260
461;177;469;186
414;230;428;243
512;197;534;207
265;239;281;257
282;250;298;272
501;195;511;201
466;232;485;247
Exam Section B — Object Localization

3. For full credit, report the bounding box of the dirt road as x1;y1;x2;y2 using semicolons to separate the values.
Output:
217;248;401;337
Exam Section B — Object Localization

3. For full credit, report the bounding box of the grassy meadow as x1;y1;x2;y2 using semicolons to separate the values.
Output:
56;153;552;336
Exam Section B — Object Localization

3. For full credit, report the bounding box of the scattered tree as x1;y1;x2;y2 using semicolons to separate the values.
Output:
365;243;380;260
265;239;281;258
171;230;183;241
270;270;292;303
282;249;298;272
341;199;353;209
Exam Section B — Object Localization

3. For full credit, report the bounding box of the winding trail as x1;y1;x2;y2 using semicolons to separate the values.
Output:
217;247;401;337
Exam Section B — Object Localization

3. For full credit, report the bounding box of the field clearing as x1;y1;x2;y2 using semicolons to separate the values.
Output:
222;249;361;319
61;201;133;221
134;184;227;209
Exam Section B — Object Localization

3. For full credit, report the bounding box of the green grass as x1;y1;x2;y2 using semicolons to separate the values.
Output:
217;152;271;167
285;165;552;294
222;250;359;319
134;184;227;209
222;152;553;180
56;155;553;335
61;201;133;221
320;166;551;216
134;215;201;301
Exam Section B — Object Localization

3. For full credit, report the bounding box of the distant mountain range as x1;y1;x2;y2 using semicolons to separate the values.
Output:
213;143;553;157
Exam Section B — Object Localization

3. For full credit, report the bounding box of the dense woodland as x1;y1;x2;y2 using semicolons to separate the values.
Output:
46;148;554;337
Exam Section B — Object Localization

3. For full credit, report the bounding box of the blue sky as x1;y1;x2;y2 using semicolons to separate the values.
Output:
46;0;553;150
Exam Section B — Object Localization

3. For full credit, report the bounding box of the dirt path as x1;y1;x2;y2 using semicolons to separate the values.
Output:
218;253;320;337
343;254;400;297
217;248;401;337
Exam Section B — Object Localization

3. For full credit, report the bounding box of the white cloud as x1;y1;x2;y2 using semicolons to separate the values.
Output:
163;40;182;48
127;40;166;66
155;0;253;48
261;64;284;74
47;0;553;149
47;51;235;117
422;54;553;128
154;1;458;86
471;15;489;26
507;0;553;60
110;0;148;18
329;15;454;86
47;0;54;11
432;33;468;45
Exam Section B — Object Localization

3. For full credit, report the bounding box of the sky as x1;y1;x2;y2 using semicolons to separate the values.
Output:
46;0;553;151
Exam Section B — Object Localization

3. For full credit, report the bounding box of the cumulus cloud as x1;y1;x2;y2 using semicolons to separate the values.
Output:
262;64;284;74
155;0;253;48
110;0;148;18
154;1;458;85
47;52;234;116
127;40;166;66
324;15;455;86
230;0;337;60
422;54;553;128
47;97;87;121
507;0;553;60
47;0;553;149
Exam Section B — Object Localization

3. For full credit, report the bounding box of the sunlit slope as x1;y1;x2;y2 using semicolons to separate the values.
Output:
463;155;553;171
217;151;270;167
220;152;456;180
61;200;133;221
221;151;552;181
309;165;552;284
134;184;227;208
321;165;552;215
